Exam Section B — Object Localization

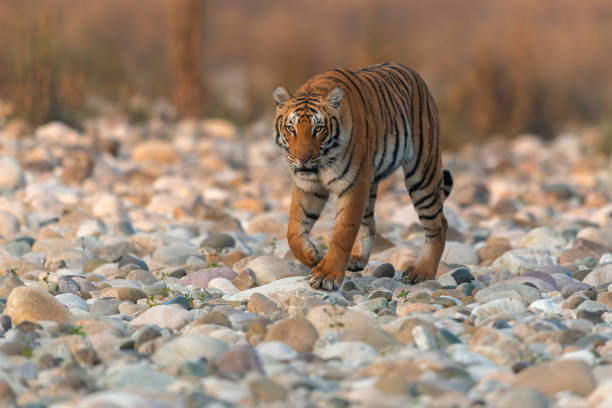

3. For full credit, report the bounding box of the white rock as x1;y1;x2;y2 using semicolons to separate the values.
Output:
490;253;537;275
519;227;567;248
246;255;302;285
92;194;126;221
528;298;561;313
207;328;246;345
256;341;298;361
599;253;612;265
76;219;106;238
70;391;170;408
128;305;191;331
441;241;479;265
55;293;89;312
152;334;228;366
471;298;527;318
561;349;596;366
412;326;437;350
225;276;343;303
448;345;495;366
207;277;239;295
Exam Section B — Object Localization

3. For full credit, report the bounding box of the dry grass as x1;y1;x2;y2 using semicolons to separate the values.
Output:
0;0;611;144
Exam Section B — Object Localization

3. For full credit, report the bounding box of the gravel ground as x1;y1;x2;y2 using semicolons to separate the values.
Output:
0;118;611;407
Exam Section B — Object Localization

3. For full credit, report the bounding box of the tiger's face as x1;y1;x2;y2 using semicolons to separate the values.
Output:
273;86;344;180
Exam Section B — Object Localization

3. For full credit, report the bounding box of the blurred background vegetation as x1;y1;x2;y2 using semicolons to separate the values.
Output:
1;0;611;148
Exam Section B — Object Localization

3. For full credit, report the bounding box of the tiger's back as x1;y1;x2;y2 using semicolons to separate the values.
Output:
273;62;452;290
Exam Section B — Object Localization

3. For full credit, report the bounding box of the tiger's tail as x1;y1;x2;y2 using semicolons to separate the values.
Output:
442;169;453;200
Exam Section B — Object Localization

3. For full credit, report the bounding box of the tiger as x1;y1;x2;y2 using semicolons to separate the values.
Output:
273;62;453;291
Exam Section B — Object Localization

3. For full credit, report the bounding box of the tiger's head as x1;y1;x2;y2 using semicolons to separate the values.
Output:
273;85;345;179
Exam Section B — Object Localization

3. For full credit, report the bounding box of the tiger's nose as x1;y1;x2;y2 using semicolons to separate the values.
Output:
296;154;312;165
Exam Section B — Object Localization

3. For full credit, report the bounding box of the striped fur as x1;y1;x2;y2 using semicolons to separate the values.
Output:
273;62;453;290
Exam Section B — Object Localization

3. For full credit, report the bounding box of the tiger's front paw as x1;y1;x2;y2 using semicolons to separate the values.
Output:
289;235;323;268
346;253;368;272
401;262;436;284
307;259;345;291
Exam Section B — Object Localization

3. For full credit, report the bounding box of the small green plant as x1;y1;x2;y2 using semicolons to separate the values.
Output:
18;333;32;358
147;295;160;307
69;326;86;337
268;237;277;255
324;299;345;329
196;291;208;302
183;292;195;303
42;271;54;294
201;248;222;268
396;289;409;302
159;272;173;298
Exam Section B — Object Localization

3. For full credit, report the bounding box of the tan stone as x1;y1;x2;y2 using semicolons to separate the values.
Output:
338;327;400;351
264;317;319;352
223;250;248;269
477;244;511;263
306;304;377;335
5;286;71;324
245;212;288;238
132;140;178;164
597;291;612;309
382;317;437;344
101;287;147;302
396;302;440;315
233;198;265;214
247;293;280;315
512;360;596;396
232;269;256;290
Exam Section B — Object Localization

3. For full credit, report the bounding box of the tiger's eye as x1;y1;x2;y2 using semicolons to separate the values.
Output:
285;125;296;134
315;126;324;133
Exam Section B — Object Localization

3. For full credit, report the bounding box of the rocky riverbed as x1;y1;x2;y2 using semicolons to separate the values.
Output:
0;118;611;407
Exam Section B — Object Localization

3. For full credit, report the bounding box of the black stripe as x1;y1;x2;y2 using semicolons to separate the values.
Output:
360;70;397;174
399;70;423;179
328;136;356;185
410;96;440;194
416;189;441;211
412;184;439;208
337;164;362;198
358;72;387;173
375;68;412;167
418;207;443;221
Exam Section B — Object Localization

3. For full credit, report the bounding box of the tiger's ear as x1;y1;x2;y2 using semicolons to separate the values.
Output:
273;86;291;108
327;87;343;110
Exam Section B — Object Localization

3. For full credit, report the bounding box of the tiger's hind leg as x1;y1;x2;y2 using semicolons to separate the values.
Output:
347;183;378;271
402;167;453;283
287;186;329;267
